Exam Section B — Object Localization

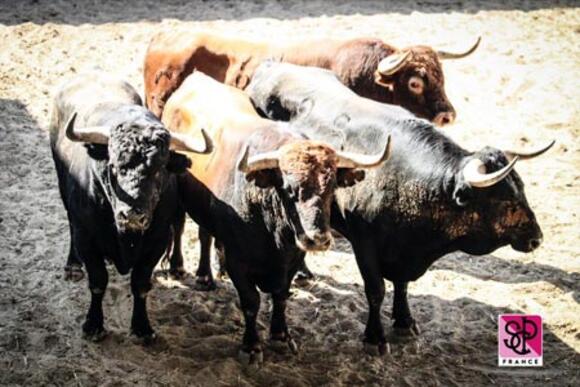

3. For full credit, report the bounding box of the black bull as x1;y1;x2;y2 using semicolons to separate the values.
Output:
49;73;207;342
246;61;550;354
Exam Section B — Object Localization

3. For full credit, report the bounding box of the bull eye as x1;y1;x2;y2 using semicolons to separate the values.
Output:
408;76;425;95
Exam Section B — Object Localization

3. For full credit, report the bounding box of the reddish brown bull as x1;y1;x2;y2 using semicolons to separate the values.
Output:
144;31;480;125
162;71;391;364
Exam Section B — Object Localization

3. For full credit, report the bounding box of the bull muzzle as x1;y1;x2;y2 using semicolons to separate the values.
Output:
433;111;456;126
510;226;543;253
296;230;333;252
511;236;542;253
116;211;151;233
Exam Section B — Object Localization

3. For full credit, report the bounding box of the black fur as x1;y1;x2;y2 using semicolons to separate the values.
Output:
50;73;187;341
247;62;543;349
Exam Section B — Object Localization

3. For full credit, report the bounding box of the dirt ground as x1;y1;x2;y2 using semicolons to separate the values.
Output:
0;1;578;386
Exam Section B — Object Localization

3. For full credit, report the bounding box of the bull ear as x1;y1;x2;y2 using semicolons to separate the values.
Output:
452;182;473;207
374;71;395;90
167;151;192;173
245;169;282;189
337;169;365;188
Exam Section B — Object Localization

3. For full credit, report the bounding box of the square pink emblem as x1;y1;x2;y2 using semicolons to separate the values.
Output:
498;314;543;367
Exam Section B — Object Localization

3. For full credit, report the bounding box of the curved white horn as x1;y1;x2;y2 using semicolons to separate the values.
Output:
463;155;519;188
437;36;481;60
504;140;555;161
336;135;392;169
65;112;110;144
237;145;280;174
170;128;213;154
377;51;411;76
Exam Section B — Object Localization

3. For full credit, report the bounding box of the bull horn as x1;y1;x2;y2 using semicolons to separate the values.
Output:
504;140;555;161
377;51;411;76
437;36;481;60
336;135;392;169
170;128;213;154
65;112;110;144
237;145;280;173
463;155;519;188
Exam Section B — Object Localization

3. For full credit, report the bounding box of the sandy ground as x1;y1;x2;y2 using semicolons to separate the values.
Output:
0;1;579;386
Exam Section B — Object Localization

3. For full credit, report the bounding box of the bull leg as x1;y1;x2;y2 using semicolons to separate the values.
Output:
130;260;157;343
195;227;216;290
353;241;387;355
168;209;186;279
214;239;227;279
238;286;262;365
82;254;108;341
64;224;84;282
392;281;420;336
269;290;298;354
227;259;263;365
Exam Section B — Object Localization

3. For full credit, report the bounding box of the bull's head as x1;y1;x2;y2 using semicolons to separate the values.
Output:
65;112;212;234
374;37;481;126
451;140;554;255
238;137;391;251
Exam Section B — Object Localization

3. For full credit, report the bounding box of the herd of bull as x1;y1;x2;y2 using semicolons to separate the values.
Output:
50;30;554;364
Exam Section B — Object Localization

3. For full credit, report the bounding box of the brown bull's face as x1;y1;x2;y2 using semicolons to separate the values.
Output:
278;142;338;251
244;141;368;252
376;47;456;126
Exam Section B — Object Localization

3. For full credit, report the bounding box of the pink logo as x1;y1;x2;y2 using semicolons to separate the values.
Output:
498;314;542;367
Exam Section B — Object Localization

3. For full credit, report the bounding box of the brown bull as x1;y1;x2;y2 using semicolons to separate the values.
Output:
162;71;390;364
144;30;480;125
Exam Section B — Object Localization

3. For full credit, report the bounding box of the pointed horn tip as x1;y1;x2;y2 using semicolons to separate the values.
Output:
438;36;481;59
382;135;392;163
335;135;392;169
65;112;78;140
504;139;556;160
237;145;250;173
200;128;214;154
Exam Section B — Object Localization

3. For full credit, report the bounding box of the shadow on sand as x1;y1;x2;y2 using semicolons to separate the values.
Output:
328;235;579;303
1;0;576;26
144;269;580;385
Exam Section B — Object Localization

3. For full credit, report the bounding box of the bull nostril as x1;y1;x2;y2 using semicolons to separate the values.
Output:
529;238;541;250
434;112;455;126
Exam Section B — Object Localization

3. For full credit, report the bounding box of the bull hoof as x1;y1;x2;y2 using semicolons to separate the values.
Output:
131;327;157;345
195;275;217;291
168;266;187;280
64;264;84;282
363;341;390;356
82;320;107;342
270;333;299;355
238;348;263;367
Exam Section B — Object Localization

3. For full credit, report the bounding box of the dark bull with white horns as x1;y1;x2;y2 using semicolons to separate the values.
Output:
161;71;392;364
50;72;212;342
246;61;553;354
